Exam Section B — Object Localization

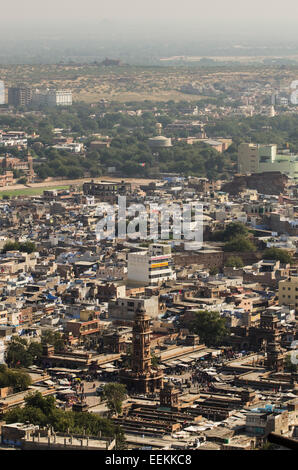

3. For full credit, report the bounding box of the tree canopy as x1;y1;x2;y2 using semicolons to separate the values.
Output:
223;236;256;253
225;256;244;268
5;336;43;368
41;330;65;353
102;383;127;417
263;247;293;264
211;222;249;242
4;391;125;447
188;310;227;347
0;364;32;392
2;241;36;254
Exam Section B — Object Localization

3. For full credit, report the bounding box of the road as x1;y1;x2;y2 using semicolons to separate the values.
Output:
0;176;160;192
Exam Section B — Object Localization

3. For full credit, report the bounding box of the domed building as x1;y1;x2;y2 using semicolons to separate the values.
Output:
148;135;172;149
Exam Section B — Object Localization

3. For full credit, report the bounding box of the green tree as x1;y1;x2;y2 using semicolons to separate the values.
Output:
102;383;127;416
223;222;249;240
284;354;297;373
41;330;65;353
209;266;219;275
212;222;249;242
27;342;43;362
5;337;32;368
263;247;293;264
4;391;126;448
189;310;227;346
5;336;42;368
225;256;244;268
223;236;256;252
2;241;36;254
0;364;32;392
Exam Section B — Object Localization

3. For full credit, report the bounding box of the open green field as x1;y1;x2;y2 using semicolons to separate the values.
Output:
0;185;71;198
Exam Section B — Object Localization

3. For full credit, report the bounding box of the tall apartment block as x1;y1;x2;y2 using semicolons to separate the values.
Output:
0;81;5;105
8;87;33;107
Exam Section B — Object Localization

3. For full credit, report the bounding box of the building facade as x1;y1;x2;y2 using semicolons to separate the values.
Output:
127;244;175;286
279;276;298;311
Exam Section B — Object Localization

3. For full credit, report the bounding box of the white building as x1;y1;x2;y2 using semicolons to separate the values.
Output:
47;90;72;107
33;89;72;107
52;143;84;153
127;243;175;285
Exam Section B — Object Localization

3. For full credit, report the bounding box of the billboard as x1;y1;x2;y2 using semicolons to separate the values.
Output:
150;262;169;269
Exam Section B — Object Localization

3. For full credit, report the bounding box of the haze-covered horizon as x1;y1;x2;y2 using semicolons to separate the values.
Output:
1;0;298;65
1;0;298;23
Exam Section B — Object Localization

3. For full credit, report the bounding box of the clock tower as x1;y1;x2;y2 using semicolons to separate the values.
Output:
132;307;152;374
119;306;164;394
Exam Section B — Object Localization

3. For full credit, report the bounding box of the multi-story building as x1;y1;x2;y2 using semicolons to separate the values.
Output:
33;89;72;107
238;143;277;174
46;89;72;106
83;180;132;203
278;275;298;311
238;143;298;180
127;243;175;285
8;87;32;107
108;295;159;320
246;406;290;438
0;80;5;105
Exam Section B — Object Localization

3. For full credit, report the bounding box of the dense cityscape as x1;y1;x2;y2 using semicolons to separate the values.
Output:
0;0;298;457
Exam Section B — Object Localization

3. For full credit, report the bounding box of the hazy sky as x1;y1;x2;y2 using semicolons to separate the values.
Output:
2;0;298;22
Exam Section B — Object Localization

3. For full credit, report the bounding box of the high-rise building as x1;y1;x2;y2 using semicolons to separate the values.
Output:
0;81;5;105
8;87;32;107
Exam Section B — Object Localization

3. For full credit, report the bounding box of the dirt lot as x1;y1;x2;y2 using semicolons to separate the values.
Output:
0;176;159;194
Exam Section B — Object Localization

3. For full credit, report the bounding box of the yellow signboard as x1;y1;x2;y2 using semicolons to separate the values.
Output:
150;262;168;269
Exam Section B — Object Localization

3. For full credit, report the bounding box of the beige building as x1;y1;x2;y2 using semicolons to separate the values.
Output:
278;276;298;311
238;143;277;174
238;143;298;180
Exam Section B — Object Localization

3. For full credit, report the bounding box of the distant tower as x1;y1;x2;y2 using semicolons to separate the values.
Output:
119;306;164;394
156;122;162;135
131;307;152;374
269;105;276;118
27;150;34;183
3;153;9;171
160;381;180;409
265;341;284;372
